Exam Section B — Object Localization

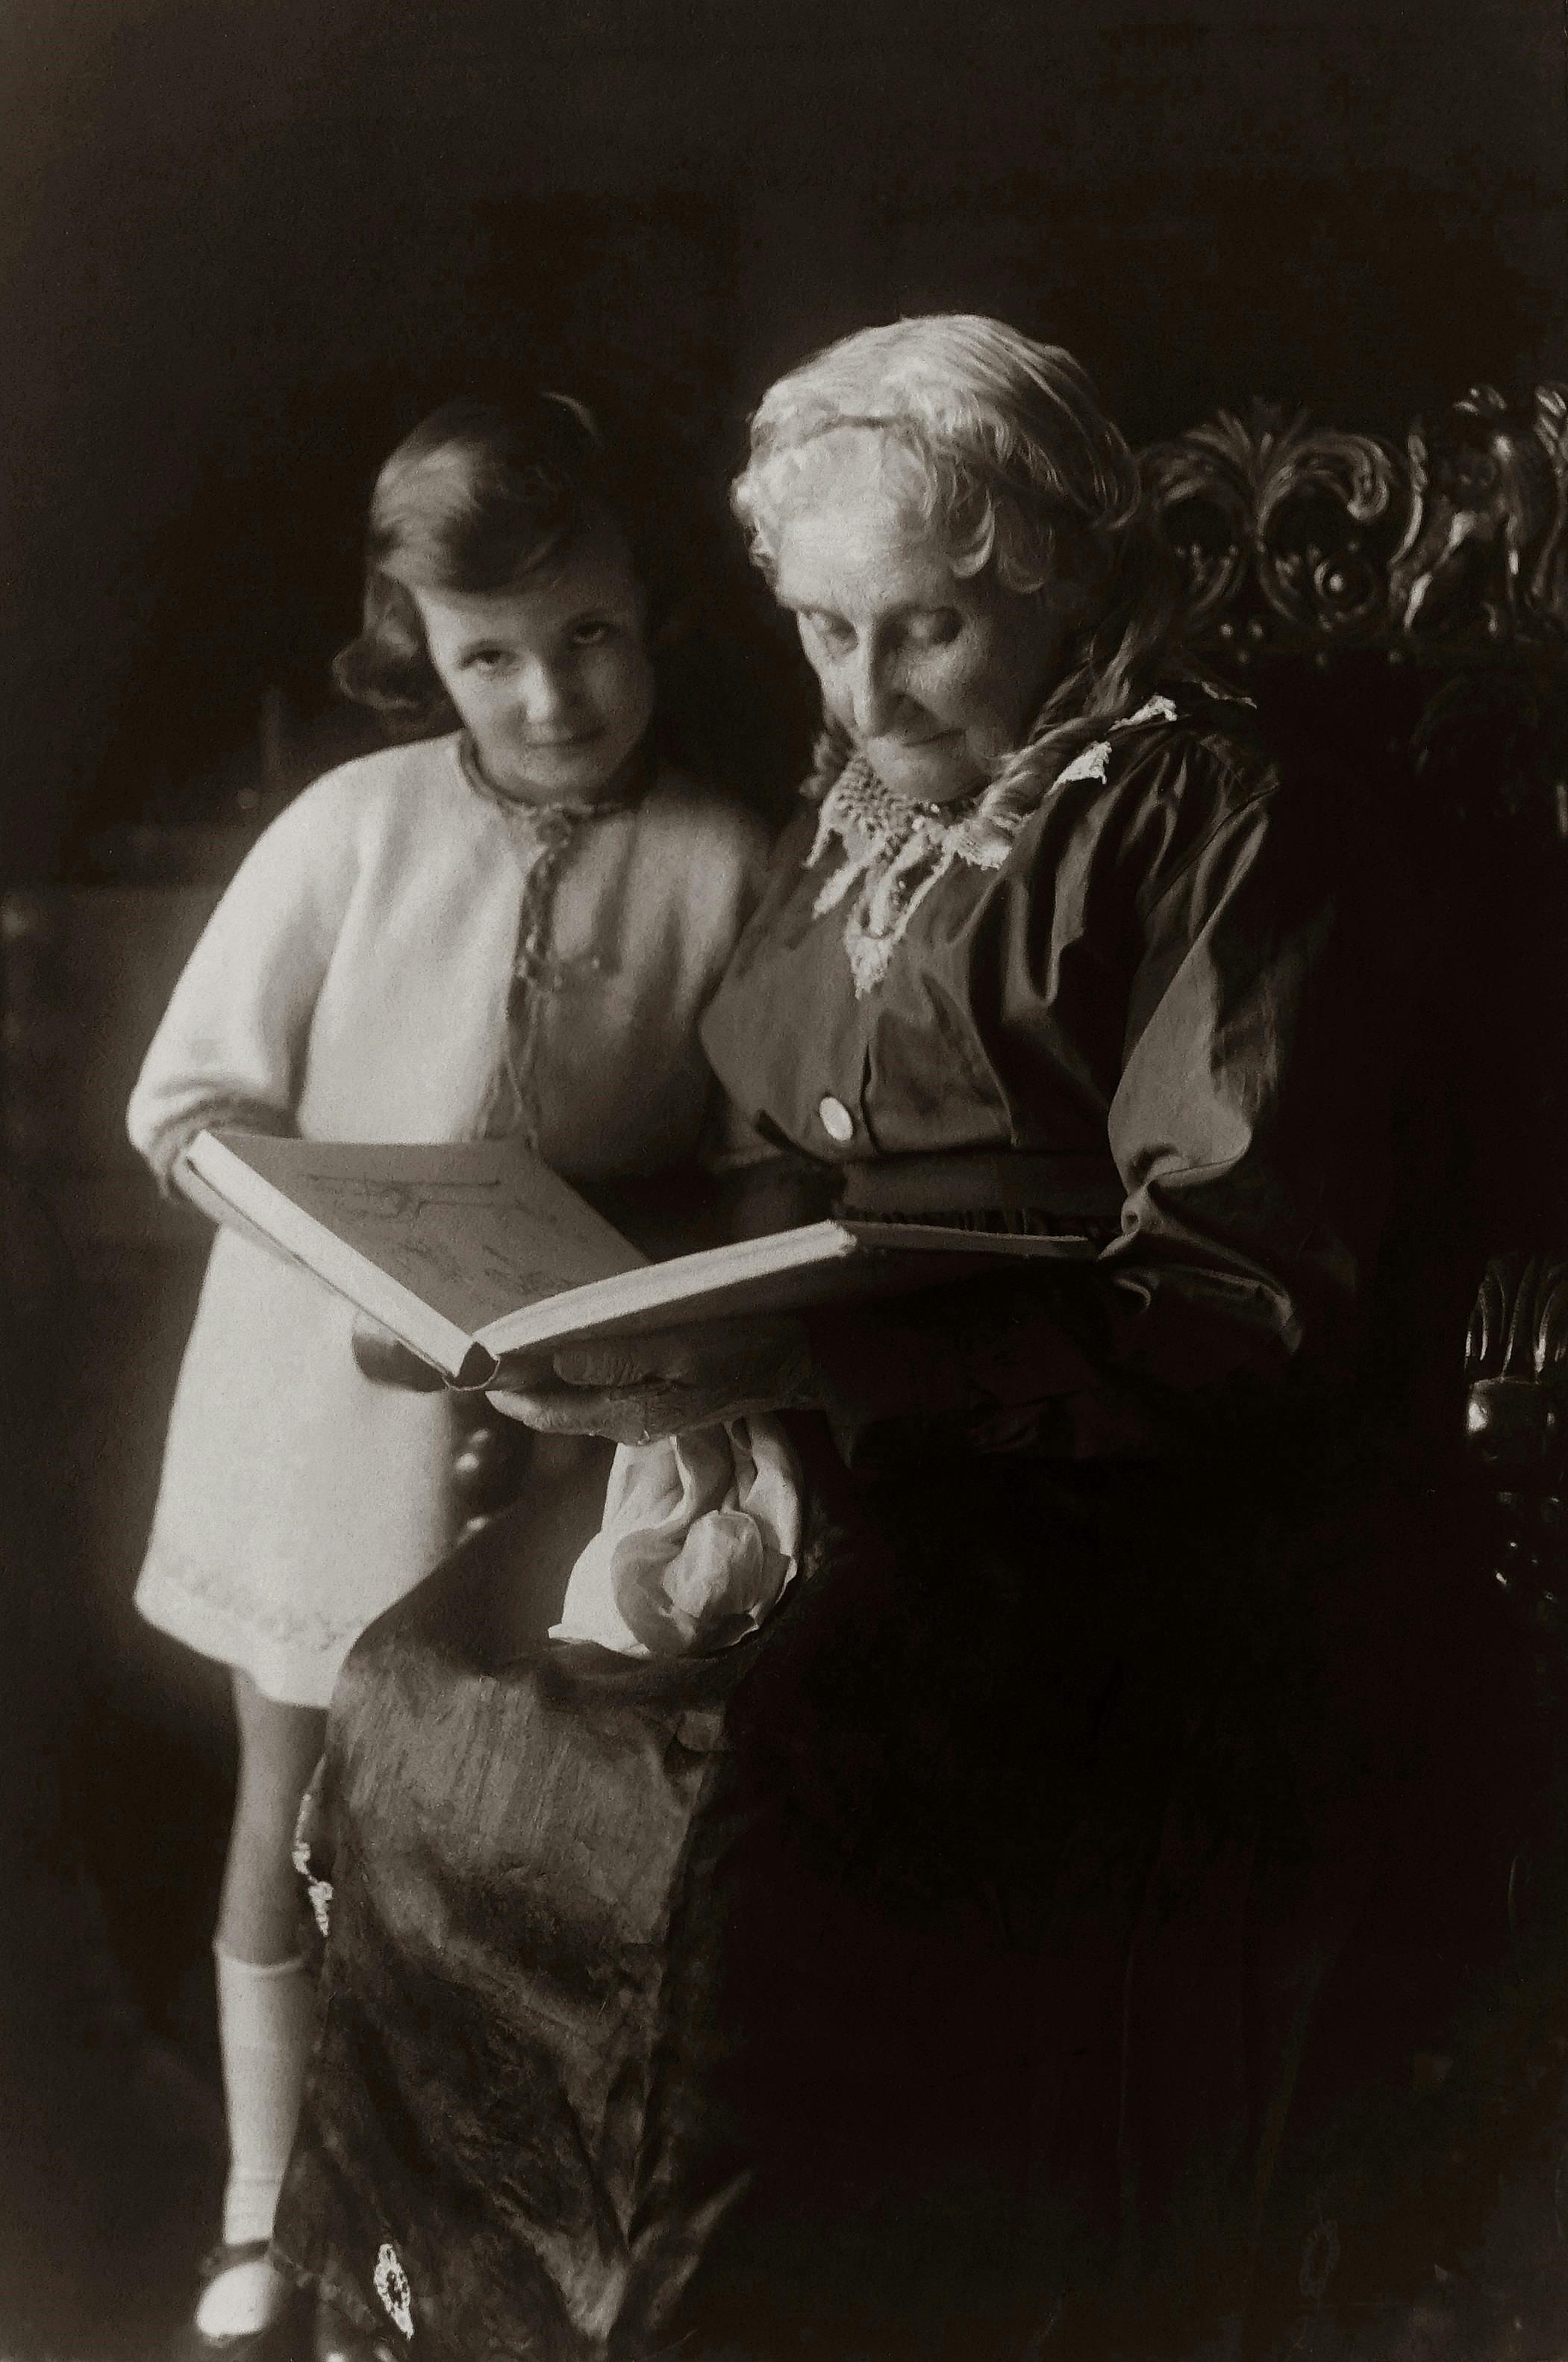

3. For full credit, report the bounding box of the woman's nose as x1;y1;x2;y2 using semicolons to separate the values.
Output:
843;644;901;739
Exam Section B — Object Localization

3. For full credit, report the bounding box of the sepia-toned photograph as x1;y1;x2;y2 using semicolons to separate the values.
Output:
2;4;1567;2355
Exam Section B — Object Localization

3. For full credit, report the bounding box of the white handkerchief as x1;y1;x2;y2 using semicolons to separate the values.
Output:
551;1415;805;1657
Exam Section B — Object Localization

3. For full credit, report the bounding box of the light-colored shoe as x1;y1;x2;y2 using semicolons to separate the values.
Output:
170;2241;296;2360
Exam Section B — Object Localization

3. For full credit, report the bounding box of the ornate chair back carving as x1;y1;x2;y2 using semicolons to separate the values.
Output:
1146;386;1568;1630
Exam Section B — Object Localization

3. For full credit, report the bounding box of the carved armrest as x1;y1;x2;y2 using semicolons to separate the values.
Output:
1465;1252;1568;1631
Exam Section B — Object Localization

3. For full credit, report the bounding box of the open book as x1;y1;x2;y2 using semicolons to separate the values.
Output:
184;1129;1097;1389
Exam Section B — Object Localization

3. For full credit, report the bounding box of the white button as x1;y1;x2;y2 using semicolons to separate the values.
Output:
818;1094;855;1144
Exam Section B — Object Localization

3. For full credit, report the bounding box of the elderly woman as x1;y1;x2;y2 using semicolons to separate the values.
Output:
275;317;1422;2361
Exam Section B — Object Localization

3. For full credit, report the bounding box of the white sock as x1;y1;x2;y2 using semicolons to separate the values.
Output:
215;1944;314;2249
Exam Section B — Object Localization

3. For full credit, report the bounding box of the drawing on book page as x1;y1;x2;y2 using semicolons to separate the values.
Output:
290;1165;632;1329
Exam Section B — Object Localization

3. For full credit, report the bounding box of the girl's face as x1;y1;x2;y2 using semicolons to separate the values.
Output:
413;514;655;805
769;430;1069;804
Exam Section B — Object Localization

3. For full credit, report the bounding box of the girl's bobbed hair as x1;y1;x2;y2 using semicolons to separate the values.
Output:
731;314;1184;823
336;391;676;732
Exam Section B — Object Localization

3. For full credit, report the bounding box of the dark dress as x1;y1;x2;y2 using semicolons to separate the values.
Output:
275;701;1472;2360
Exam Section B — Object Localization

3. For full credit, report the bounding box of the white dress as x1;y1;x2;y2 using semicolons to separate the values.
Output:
128;735;769;1705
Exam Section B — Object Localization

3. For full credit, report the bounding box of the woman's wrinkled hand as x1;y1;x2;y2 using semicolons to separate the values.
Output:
484;1313;819;1445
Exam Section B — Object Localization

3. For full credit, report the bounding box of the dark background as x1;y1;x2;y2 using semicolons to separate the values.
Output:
1;0;1565;876
1;2;1565;2352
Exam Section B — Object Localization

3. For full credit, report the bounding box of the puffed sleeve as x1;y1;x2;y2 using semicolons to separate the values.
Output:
125;775;360;1187
804;772;1390;1468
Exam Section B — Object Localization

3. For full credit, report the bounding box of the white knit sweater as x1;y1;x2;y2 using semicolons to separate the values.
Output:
128;732;769;1705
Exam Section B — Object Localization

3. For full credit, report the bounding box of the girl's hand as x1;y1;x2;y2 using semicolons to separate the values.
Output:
485;1313;818;1444
351;1314;447;1392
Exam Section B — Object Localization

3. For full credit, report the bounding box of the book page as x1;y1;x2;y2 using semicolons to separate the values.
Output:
213;1135;647;1339
474;1217;1096;1365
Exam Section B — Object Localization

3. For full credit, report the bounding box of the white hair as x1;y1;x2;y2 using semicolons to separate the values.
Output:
732;314;1180;829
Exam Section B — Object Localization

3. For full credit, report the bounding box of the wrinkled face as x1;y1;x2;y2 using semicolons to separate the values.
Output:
770;430;1069;803
413;514;655;805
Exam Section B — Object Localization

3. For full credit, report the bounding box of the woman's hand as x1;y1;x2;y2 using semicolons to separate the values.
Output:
485;1313;818;1444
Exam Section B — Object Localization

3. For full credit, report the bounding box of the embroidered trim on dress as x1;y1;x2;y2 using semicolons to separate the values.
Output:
373;2243;414;2340
290;1824;334;1940
137;1534;384;1657
806;696;1178;998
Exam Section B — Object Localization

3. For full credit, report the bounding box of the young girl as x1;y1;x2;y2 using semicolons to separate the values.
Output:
127;392;769;2358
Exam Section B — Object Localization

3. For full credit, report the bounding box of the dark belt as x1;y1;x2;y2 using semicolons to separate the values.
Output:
831;1149;1125;1223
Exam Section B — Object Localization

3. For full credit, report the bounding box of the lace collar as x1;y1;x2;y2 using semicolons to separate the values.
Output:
806;697;1178;998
